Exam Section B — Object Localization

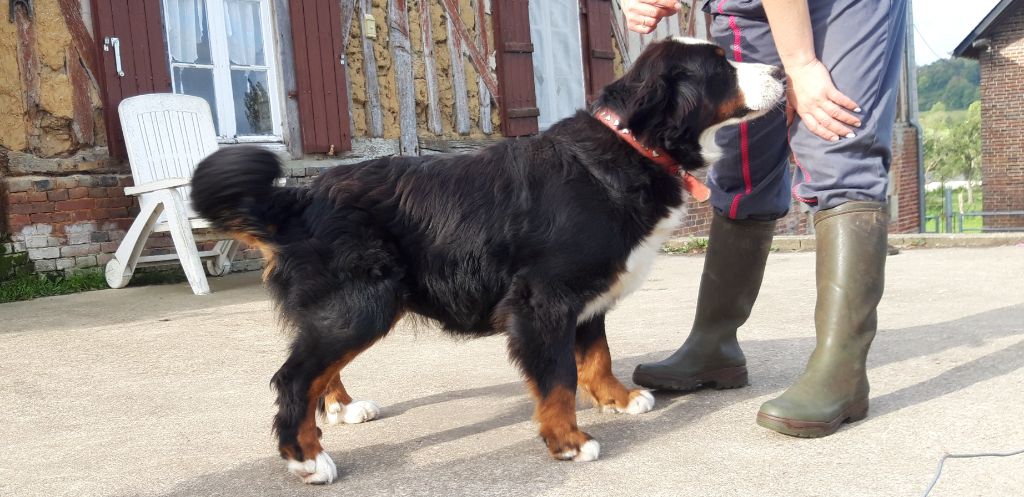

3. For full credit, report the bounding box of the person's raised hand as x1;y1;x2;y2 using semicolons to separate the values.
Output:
621;0;681;34
785;58;862;141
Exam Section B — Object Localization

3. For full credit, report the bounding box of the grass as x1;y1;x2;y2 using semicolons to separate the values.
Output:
0;266;190;304
662;237;709;254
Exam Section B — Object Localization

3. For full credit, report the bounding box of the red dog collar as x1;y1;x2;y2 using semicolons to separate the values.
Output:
595;108;711;202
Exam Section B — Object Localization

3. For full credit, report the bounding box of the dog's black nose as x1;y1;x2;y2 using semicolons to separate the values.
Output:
771;66;786;81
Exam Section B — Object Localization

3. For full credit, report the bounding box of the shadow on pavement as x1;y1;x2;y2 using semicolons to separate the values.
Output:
144;305;1024;496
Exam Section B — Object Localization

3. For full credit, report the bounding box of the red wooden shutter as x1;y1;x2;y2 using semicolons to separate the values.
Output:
92;0;172;159
581;0;615;102
288;0;352;154
493;0;539;137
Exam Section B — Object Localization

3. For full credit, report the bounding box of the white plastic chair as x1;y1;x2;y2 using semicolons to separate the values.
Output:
105;94;239;295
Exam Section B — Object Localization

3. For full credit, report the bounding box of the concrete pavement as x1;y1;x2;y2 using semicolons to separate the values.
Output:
1;246;1022;497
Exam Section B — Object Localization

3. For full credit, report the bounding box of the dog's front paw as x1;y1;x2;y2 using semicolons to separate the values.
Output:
546;431;600;462
598;389;655;415
625;389;655;414
325;400;380;425
287;451;337;484
564;439;601;462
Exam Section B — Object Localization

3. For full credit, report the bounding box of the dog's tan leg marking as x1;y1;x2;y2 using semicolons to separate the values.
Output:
529;383;600;461
576;336;654;415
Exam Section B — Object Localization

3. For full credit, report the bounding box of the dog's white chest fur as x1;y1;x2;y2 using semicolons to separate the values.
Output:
578;206;684;323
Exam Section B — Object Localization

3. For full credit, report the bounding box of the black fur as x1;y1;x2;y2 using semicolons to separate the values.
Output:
190;38;768;470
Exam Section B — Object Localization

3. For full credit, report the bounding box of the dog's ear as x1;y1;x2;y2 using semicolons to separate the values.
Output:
623;65;701;150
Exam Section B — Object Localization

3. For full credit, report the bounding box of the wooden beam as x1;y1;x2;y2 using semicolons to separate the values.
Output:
388;0;418;155
419;0;443;135
356;0;384;137
56;0;100;82
446;16;471;135
439;0;499;99
610;4;632;67
474;0;492;135
340;0;357;138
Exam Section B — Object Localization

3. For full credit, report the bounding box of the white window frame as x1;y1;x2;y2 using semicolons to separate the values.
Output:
163;0;284;142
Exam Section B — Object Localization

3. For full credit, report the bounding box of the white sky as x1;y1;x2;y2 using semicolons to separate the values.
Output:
913;0;1002;65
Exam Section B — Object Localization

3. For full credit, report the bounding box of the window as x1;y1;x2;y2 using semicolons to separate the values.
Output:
162;0;282;141
529;0;586;130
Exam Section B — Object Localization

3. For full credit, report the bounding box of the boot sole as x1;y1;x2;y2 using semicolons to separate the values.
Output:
755;399;869;438
632;366;749;392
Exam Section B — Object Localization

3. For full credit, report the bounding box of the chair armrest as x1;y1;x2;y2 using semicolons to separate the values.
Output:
123;178;192;196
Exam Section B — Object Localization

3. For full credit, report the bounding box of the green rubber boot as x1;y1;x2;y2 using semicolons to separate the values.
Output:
757;201;888;438
633;212;775;391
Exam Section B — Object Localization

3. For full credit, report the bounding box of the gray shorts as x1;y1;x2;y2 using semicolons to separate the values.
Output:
701;0;908;218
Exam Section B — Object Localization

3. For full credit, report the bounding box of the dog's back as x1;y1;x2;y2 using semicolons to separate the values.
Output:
191;122;665;334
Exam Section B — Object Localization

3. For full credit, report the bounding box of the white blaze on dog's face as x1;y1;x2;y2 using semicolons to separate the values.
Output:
729;60;786;117
671;36;785;122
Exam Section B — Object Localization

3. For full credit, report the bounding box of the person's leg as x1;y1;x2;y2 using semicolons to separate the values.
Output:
633;9;789;390
757;0;908;437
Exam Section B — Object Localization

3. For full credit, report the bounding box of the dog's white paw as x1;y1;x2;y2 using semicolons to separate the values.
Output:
343;400;380;424
597;390;655;415
625;390;655;415
556;439;601;462
325;400;380;425
287;451;337;485
573;440;601;462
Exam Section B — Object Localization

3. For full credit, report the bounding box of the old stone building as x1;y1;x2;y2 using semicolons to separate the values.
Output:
1;0;921;281
955;0;1024;230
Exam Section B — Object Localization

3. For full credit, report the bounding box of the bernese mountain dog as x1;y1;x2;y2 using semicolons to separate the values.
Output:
190;37;785;484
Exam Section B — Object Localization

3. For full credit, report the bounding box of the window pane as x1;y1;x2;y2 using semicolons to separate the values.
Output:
164;0;212;64
232;69;273;135
224;0;266;66
173;66;219;133
529;0;586;129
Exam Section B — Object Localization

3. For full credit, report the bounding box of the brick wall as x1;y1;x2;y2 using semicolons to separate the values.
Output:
978;5;1024;230
890;123;921;234
1;173;265;275
5;174;135;272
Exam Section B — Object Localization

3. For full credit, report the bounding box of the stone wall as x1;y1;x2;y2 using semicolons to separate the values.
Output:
978;6;1024;230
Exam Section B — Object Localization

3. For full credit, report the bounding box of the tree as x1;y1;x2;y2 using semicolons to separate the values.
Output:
923;100;981;201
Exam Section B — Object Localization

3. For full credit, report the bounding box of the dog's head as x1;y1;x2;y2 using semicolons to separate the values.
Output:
595;37;786;169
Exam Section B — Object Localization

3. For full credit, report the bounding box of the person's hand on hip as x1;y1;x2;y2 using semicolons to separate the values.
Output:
621;0;681;33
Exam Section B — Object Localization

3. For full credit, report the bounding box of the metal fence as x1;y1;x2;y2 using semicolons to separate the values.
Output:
924;187;1024;233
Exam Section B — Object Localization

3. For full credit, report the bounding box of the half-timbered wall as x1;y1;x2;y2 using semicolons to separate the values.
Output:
343;0;501;144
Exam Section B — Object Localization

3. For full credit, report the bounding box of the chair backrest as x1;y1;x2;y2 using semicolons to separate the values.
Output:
118;94;219;217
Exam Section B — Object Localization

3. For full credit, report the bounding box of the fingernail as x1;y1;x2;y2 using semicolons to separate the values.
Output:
846;132;856;139
830;136;840;142
854;121;862;127
854;107;862;113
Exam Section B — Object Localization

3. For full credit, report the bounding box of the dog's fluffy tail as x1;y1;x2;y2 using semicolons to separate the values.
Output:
191;145;302;244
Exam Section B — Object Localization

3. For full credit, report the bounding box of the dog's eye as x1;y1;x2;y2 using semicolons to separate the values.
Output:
714;46;726;58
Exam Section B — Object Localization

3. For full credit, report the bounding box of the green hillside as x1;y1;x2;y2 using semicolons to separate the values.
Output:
917;58;980;111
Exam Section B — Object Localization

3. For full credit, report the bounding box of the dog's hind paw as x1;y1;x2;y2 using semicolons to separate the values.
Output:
287;451;337;485
326;400;380;425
